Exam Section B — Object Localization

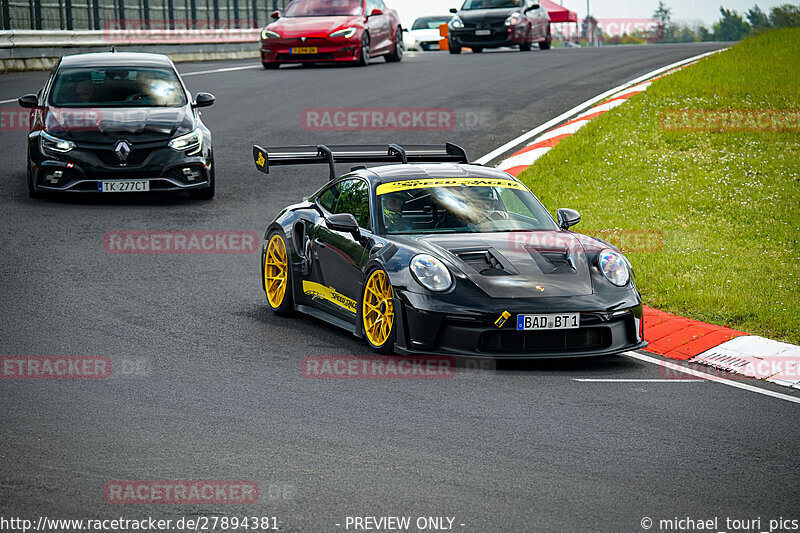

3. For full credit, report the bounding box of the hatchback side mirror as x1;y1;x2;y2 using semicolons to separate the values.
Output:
368;8;383;17
270;10;281;19
327;213;361;239
450;8;458;13
557;208;581;230
18;94;38;109
193;92;215;108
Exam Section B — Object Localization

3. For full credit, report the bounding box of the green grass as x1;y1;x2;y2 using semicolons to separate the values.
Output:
518;28;800;344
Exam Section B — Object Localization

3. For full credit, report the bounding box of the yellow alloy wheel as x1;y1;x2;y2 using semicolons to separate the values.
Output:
363;269;394;348
265;234;288;309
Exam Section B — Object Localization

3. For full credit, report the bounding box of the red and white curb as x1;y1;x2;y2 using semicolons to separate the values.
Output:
480;49;800;390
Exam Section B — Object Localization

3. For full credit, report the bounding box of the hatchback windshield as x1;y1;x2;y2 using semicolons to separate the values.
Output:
412;17;452;30
49;67;187;108
460;0;522;9
284;0;363;17
378;181;557;235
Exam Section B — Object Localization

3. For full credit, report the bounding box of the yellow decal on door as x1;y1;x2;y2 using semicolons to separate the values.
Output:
302;280;358;314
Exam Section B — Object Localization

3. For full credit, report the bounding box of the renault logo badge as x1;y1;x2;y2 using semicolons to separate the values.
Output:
114;140;131;162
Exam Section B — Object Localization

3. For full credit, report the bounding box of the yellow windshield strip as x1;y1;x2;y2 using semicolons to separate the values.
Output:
376;178;526;196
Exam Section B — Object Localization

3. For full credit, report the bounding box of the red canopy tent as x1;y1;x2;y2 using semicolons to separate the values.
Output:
540;0;578;23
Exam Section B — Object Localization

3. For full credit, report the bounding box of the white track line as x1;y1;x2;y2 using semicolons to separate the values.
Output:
574;378;703;383
181;64;261;77
624;351;800;404
474;48;727;166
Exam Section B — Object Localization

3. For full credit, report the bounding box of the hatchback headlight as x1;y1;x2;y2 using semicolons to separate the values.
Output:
330;27;357;38
168;129;202;155
411;254;453;292
598;249;630;287
40;131;75;153
505;11;523;26
449;16;464;29
261;28;281;39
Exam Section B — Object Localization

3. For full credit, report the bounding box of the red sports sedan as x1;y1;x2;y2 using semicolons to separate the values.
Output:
260;0;403;68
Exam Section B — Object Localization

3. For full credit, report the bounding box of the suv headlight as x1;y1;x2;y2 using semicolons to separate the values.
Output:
449;16;463;29
40;131;75;153
598;249;630;287
168;129;203;155
411;254;453;292
261;28;281;39
505;11;523;26
330;27;357;38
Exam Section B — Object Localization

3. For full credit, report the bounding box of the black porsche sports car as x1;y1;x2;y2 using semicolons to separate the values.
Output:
18;52;216;199
253;143;646;358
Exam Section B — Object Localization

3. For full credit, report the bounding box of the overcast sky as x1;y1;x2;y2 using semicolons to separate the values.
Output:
396;0;788;27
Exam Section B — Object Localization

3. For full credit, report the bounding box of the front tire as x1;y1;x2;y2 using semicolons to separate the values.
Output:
264;232;294;316
189;164;215;200
520;42;532;51
385;27;403;62
539;28;552;50
263;62;280;69
449;42;462;54
472;47;483;53
362;268;396;354
357;33;371;66
27;159;43;199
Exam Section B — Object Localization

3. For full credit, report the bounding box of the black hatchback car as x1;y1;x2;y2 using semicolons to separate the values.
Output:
18;52;216;199
448;0;551;53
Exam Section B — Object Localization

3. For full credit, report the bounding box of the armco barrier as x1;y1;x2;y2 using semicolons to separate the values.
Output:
0;29;260;72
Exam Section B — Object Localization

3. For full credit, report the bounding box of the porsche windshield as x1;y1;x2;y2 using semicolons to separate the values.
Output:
49;67;186;108
460;0;522;10
379;182;557;235
284;0;363;17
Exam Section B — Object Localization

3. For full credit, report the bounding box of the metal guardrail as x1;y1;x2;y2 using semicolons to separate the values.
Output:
0;0;289;31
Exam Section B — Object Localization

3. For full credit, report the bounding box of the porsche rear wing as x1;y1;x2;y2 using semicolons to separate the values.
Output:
252;143;469;180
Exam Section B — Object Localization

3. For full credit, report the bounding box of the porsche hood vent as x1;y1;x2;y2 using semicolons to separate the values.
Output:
453;248;518;276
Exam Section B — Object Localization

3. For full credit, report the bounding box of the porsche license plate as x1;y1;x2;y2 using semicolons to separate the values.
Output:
291;47;318;54
99;180;150;193
475;29;491;36
517;313;580;331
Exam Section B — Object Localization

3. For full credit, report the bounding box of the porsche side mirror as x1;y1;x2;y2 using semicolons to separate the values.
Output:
18;94;38;108
270;10;281;19
557;208;581;230
531;3;540;8
368;8;383;17
327;213;361;239
193;92;215;108
450;7;458;13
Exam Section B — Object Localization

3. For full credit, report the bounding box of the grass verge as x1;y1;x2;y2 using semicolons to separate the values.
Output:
518;29;800;344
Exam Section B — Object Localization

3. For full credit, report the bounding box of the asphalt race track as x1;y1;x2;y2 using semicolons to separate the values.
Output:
2;43;799;532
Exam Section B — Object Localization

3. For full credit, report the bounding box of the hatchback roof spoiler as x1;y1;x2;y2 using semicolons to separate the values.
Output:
252;143;469;181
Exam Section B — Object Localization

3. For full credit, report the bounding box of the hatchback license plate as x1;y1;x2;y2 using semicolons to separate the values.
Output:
291;47;318;54
475;29;491;36
99;180;150;193
517;313;580;331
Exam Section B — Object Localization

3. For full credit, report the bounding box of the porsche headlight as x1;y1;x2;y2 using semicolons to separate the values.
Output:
168;129;202;155
40;131;75;153
505;11;523;26
449;16;464;29
330;27;357;38
598;249;630;287
411;254;453;292
261;28;281;39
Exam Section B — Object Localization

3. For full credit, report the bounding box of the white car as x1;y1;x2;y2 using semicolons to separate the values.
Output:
403;16;453;51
